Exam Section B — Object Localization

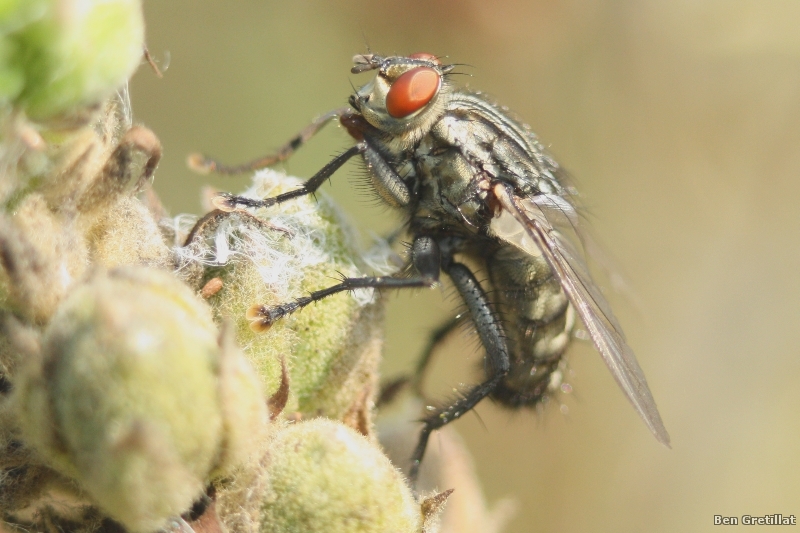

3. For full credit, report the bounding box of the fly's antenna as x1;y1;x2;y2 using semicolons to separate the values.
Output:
442;62;474;81
360;27;373;56
351;55;381;74
444;62;474;73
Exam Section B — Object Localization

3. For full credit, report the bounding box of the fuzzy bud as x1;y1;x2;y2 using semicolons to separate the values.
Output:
0;0;145;123
13;266;268;532
0;193;88;324
377;396;516;533
226;418;449;533
178;170;392;433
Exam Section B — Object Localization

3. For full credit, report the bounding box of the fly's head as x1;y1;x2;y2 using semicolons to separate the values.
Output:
349;53;453;140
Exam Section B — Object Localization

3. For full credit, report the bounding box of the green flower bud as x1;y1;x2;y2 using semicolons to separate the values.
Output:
0;400;68;512
13;266;268;532
221;418;448;533
0;0;43;105
377;396;517;533
0;318;64;514
85;195;171;270
0;193;88;324
180;170;390;429
0;0;145;122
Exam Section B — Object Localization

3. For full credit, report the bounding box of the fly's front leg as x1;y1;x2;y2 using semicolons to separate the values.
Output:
408;260;511;484
247;236;441;333
212;137;412;213
187;107;351;175
213;143;365;211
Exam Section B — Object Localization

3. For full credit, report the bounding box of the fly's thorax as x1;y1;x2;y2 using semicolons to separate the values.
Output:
435;92;567;197
410;134;492;230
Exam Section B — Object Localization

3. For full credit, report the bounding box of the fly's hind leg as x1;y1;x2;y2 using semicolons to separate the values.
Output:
377;316;464;407
408;260;511;484
188;107;350;175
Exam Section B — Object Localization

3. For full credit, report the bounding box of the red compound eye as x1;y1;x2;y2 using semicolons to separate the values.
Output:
386;67;440;118
409;52;441;65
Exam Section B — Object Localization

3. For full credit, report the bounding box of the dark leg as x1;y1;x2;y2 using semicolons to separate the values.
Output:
213;143;366;212
247;236;441;332
412;316;464;393
408;261;511;484
188;107;350;175
213;134;414;213
376;316;462;408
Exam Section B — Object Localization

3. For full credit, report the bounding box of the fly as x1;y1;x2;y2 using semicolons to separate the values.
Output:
189;52;670;482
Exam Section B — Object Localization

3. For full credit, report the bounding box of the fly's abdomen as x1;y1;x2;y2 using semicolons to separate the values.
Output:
487;245;577;407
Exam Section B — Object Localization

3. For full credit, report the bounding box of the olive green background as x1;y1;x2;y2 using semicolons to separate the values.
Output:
132;2;800;532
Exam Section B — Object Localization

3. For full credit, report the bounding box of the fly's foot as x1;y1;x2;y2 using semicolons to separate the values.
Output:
186;152;216;174
212;193;281;212
247;303;293;333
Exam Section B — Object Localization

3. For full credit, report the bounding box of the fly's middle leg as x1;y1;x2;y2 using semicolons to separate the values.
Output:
246;236;441;332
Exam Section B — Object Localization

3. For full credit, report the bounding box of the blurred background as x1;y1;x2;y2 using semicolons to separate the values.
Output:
132;1;800;531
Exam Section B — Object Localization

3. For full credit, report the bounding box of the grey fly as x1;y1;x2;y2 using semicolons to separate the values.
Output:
190;52;670;482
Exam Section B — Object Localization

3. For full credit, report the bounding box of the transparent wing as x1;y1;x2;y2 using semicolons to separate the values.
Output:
491;183;670;447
